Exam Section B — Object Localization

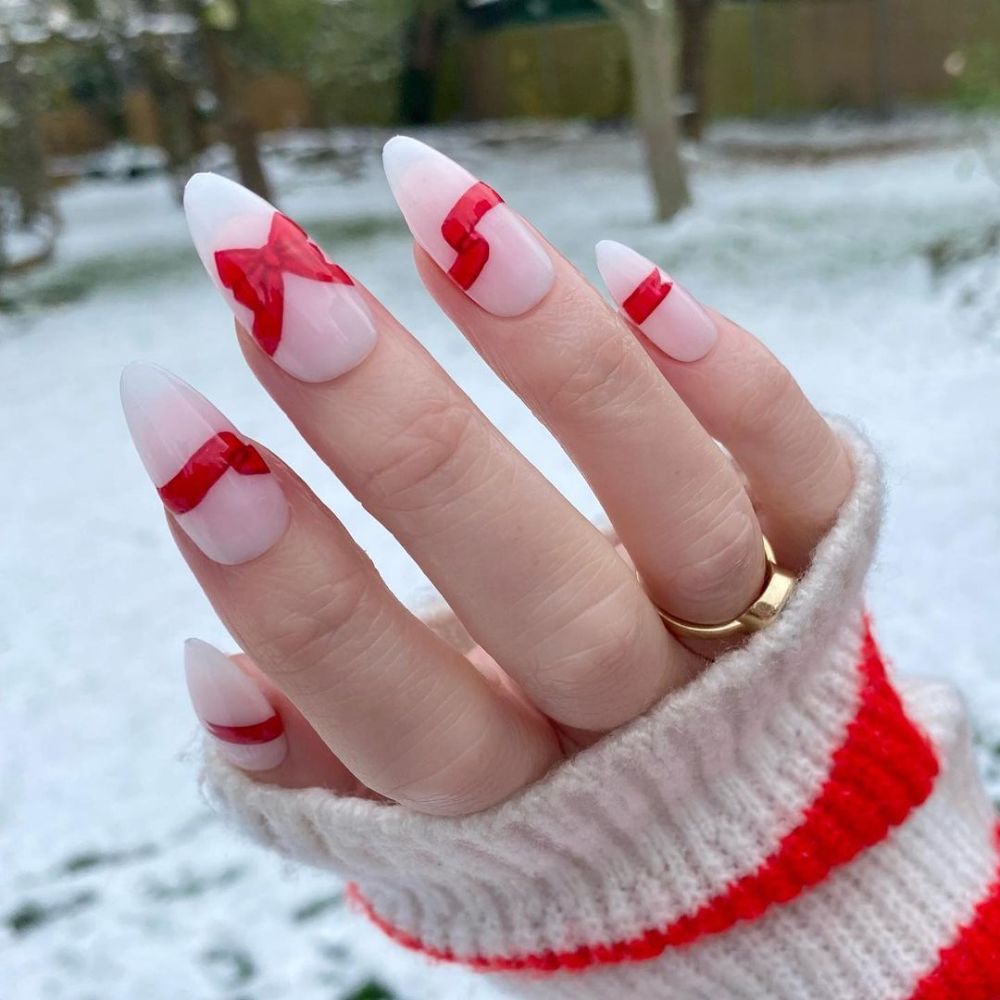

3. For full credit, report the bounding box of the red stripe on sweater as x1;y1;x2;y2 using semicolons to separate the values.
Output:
908;825;1000;1000
349;623;940;972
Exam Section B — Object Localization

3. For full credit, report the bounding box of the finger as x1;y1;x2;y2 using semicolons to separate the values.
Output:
184;638;367;793
182;172;690;734
121;363;560;815
596;241;853;571
382;136;767;628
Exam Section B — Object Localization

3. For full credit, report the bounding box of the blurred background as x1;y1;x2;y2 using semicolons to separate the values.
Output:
3;1;1000;998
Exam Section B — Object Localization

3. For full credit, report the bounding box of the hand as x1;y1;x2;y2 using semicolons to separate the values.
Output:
122;138;853;816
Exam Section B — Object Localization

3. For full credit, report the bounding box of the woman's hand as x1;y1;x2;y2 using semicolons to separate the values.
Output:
122;137;853;816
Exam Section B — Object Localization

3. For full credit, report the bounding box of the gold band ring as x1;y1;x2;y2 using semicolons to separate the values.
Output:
647;536;795;641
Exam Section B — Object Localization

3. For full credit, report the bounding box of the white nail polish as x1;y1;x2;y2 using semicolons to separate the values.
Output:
184;638;287;772
120;363;289;565
184;173;376;382
382;136;554;317
595;240;716;362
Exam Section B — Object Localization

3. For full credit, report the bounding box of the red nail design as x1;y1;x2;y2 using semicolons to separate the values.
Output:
622;268;673;326
203;714;284;745
596;241;717;363
185;174;376;383
158;431;270;515
214;213;354;357
441;181;504;290
185;638;288;772
382;136;554;317
121;364;289;565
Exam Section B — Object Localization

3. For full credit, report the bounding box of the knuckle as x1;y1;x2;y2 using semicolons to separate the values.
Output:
666;498;763;616
359;393;487;514
533;580;652;724
731;357;800;441
262;563;384;681
534;333;654;426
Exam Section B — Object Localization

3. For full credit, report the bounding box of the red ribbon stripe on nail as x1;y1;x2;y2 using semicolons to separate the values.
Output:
622;267;673;325
215;213;353;356
441;181;504;290
204;713;284;745
158;431;270;515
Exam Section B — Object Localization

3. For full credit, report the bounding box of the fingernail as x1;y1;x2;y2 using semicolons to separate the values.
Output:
183;173;376;383
595;240;716;362
184;638;287;771
382;136;554;317
120;363;289;565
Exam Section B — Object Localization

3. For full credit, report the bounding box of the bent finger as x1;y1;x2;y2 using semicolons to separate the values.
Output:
596;241;854;571
184;639;367;793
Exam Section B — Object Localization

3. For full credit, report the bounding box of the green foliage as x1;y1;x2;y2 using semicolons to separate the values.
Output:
342;981;396;1000
233;0;414;124
950;44;1000;110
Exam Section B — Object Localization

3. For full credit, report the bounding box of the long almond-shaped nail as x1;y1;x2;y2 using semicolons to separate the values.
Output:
120;363;289;565
184;638;287;771
382;136;554;317
595;240;716;362
183;173;376;383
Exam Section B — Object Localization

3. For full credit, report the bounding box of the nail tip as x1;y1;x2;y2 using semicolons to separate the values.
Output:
119;361;179;406
183;636;234;681
381;134;438;190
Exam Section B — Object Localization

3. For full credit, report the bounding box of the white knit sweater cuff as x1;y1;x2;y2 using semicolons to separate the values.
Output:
200;428;994;985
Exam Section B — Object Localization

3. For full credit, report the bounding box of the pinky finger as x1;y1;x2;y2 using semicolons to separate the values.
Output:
596;240;854;571
184;638;365;794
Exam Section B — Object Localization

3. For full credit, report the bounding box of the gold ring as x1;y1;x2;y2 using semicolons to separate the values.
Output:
646;536;795;640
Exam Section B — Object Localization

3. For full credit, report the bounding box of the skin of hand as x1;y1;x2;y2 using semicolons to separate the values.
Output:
122;138;854;817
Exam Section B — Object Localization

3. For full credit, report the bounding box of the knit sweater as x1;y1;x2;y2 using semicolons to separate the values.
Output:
202;431;1000;999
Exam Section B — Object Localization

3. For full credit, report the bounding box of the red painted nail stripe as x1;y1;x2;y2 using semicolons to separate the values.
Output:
204;713;284;746
441;181;504;290
158;431;270;515
215;212;353;356
349;622;940;973
622;267;673;325
908;825;1000;1000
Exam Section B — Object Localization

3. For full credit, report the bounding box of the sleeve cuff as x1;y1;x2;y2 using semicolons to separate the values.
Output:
199;426;988;984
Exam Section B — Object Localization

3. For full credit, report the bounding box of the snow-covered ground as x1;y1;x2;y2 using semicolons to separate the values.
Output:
4;117;1000;999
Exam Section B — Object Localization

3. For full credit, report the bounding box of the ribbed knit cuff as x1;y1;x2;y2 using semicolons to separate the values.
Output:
200;427;997;995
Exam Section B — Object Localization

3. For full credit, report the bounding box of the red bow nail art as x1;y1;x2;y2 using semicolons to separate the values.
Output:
622;267;674;325
215;213;353;356
158;431;270;515
441;181;504;290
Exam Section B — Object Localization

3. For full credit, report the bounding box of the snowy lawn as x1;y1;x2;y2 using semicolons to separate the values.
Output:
4;117;1000;999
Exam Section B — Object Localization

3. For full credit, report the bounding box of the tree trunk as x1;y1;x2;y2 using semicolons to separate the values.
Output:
602;0;690;221
400;5;446;125
677;0;715;141
191;1;272;202
2;53;53;228
133;33;198;203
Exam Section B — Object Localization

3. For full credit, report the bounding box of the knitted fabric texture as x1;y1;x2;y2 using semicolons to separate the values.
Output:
201;428;1000;1000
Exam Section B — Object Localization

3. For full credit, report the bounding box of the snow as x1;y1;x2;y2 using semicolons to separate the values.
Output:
3;116;1000;998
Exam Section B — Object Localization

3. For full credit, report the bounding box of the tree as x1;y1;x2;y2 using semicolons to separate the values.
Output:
400;0;452;125
598;0;690;220
677;0;716;142
0;47;54;228
185;0;272;201
130;2;203;202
